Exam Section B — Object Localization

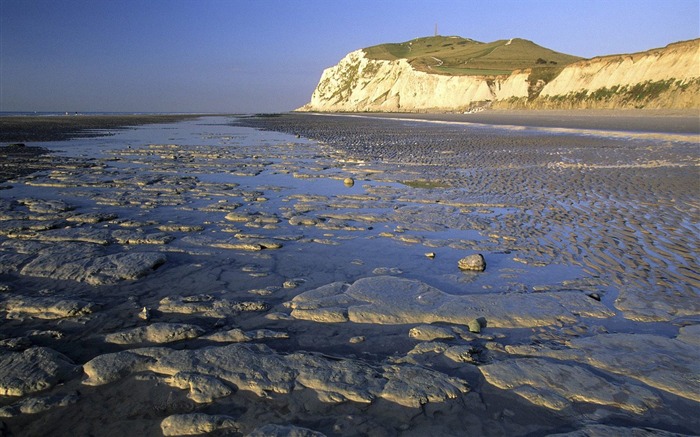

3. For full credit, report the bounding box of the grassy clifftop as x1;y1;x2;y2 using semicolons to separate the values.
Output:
363;36;583;76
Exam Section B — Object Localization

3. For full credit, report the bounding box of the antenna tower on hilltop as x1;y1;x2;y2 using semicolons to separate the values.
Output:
434;23;438;36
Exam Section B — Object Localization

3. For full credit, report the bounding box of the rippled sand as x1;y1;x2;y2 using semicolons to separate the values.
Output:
0;114;698;436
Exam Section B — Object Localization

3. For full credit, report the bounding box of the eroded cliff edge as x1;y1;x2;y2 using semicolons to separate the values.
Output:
298;38;700;112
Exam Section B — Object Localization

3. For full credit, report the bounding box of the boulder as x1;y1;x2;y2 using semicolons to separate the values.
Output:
457;254;486;271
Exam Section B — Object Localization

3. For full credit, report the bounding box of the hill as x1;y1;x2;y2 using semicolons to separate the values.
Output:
298;36;700;112
363;36;583;76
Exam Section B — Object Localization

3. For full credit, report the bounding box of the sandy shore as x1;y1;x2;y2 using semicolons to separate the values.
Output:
0;114;698;436
314;109;700;134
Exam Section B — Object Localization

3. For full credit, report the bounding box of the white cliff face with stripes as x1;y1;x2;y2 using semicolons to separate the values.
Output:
298;39;700;111
298;49;529;112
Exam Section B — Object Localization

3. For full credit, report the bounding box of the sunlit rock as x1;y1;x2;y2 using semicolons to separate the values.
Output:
160;413;238;436
505;332;700;402
104;323;205;345
480;357;660;413
82;343;469;408
3;295;95;320
289;276;613;328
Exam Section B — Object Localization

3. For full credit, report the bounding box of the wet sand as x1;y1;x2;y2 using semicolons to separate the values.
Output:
0;113;698;436
0;114;206;143
356;109;700;134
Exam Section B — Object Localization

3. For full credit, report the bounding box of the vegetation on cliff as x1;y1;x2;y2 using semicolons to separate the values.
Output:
301;36;700;111
363;36;582;76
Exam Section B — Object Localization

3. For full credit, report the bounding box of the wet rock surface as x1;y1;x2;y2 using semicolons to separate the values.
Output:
0;114;698;436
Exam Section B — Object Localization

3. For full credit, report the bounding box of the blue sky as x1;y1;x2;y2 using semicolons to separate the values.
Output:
1;0;698;113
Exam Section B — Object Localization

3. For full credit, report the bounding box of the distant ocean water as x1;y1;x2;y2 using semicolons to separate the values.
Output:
0;111;200;117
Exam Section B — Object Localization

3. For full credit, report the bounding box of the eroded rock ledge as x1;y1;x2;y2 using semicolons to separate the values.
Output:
288;275;613;327
83;342;469;408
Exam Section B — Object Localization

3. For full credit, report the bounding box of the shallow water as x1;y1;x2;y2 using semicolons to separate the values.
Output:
0;115;698;436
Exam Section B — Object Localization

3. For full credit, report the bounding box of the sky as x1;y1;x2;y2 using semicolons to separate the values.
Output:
1;0;698;113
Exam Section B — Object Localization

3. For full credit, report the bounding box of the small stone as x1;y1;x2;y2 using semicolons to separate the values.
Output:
283;279;305;289
467;317;487;333
343;178;355;187
425;252;436;259
139;307;151;321
409;325;455;341
458;254;486;272
349;336;365;344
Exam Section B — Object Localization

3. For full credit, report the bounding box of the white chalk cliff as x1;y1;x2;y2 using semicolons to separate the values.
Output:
298;39;700;111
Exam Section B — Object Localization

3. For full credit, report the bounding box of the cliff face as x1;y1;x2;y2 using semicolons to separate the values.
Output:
298;39;700;112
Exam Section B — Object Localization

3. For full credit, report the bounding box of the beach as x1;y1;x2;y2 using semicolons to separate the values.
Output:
0;112;698;436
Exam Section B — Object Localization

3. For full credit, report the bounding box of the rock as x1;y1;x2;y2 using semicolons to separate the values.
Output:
104;323;205;345
3;296;95;319
0;347;79;396
112;229;174;245
65;212;118;224
343;178;355;187
467;317;487;333
202;328;289;343
17;198;74;214
20;246;166;285
349;336;365;344
506;332;700;402
160;413;238;436
283;279;304;289
138;306;151;321
425;252;436;259
289;276;613;328
408;325;455;341
246;424;327;437
82;343;469;408
159;295;269;318
480;358;660;413
11;227;112;245
457;254;486;271
166;372;233;403
0;393;79;417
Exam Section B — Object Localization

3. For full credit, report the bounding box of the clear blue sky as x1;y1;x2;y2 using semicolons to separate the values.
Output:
1;0;698;113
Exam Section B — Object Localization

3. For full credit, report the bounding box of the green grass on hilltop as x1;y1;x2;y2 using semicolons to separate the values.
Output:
363;36;583;76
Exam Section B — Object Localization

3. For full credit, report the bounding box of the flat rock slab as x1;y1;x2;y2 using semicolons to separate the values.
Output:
0;347;79;396
159;295;268;318
506;332;700;402
0;393;79;418
104;323;205;345
161;413;238;436
202;328;289;343
20;245;166;285
3;295;95;319
83;343;469;408
479;357;660;413
289;276;613;328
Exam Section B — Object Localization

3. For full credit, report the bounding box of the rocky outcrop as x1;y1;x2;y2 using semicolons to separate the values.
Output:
298;39;699;111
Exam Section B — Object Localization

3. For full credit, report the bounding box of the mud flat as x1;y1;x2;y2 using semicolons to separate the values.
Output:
0;114;698;436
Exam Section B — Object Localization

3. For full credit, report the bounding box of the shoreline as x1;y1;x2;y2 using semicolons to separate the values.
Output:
295;108;700;135
0;114;214;143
